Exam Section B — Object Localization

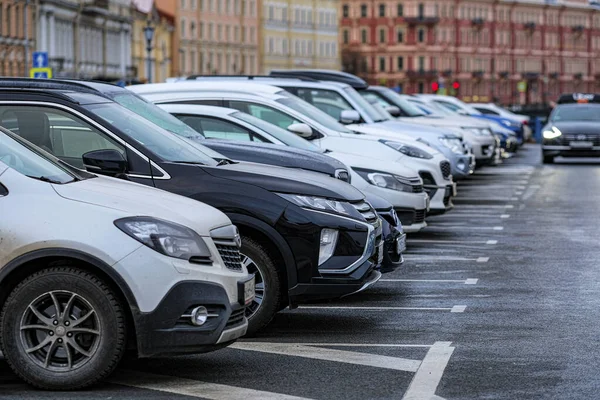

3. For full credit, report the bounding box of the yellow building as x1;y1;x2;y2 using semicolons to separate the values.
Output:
260;0;341;73
132;2;174;83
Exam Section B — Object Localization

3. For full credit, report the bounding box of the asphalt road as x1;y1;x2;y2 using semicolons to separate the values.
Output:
2;144;599;399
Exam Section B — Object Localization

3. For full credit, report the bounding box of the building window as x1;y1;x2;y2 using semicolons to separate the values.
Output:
379;28;386;43
361;4;368;17
397;29;404;43
397;56;404;70
418;56;425;70
181;18;186;38
418;82;424;93
379;57;386;72
397;3;403;17
379;4;385;17
418;3;424;18
343;4;349;18
361;28;368;43
418;29;425;42
343;29;349;44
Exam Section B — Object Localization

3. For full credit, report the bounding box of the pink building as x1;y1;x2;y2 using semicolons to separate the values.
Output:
0;0;35;76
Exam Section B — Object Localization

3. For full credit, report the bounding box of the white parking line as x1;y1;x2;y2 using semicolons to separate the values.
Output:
453;204;514;209
501;214;511;219
403;255;490;262
402;342;455;400
423;226;503;231
477;257;490;263
298;306;463;312
450;305;467;313
108;370;312;400
380;279;478;285
408;239;496;245
486;240;498;244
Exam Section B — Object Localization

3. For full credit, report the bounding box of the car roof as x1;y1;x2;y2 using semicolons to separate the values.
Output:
157;103;238;117
269;69;369;90
268;79;351;90
127;81;284;96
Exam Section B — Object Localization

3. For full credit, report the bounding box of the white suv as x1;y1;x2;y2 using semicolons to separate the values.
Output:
0;127;254;390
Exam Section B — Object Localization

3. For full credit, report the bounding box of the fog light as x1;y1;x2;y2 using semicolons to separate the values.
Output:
318;228;339;266
190;306;209;326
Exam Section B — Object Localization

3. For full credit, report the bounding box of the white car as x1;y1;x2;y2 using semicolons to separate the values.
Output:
156;103;430;232
128;81;452;216
0;127;253;390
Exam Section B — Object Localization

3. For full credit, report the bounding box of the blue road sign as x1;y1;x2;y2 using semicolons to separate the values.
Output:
33;72;49;79
32;52;48;68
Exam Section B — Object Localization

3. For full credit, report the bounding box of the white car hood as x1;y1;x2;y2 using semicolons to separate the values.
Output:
326;151;420;180
52;175;231;236
345;125;442;155
400;116;492;130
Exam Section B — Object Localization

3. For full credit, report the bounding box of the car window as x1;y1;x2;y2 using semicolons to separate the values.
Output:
228;101;302;129
0;106;125;169
434;100;463;113
360;92;394;108
551;104;600;122
294;88;354;121
475;107;499;115
176;115;265;142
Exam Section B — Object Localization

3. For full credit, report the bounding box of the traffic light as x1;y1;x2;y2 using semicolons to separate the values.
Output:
452;81;460;90
431;82;439;93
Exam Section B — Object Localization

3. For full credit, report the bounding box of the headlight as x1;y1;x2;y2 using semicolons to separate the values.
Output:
543;126;562;139
277;193;360;218
115;217;211;260
354;168;417;193
379;139;434;159
439;137;464;154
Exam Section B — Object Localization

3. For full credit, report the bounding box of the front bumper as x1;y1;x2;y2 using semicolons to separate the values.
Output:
451;154;475;179
543;144;600;157
132;280;250;357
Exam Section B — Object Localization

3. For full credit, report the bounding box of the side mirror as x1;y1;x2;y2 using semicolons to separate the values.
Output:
339;110;361;124
287;123;313;138
385;106;401;117
82;149;127;175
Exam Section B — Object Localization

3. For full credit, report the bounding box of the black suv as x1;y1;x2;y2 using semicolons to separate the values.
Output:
0;79;382;335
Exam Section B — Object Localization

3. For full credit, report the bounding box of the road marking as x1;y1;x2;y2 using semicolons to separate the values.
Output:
486;240;498;244
380;279;478;285
230;342;421;372
477;257;490;263
450;305;467;313
408;239;496;245
510;197;520;201
432;213;510;218
403;255;490;262
452;204;513;209
275;343;435;348
402;342;455;400
452;197;519;202
501;214;511;219
423;226;503;231
298;306;461;312
108;370;311;400
515;191;524;195
493;226;504;231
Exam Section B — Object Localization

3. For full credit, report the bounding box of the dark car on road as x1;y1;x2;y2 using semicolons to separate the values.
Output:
542;93;600;163
0;79;383;336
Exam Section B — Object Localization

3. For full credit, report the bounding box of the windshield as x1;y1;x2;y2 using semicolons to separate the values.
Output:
551;104;600;122
275;95;354;133
377;90;427;117
110;92;203;140
85;103;218;166
416;99;455;117
0;127;79;184
343;87;389;122
435;99;482;115
231;111;323;152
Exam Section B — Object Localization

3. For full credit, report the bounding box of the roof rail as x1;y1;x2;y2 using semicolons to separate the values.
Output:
268;70;369;90
0;87;85;102
0;77;120;96
185;74;319;82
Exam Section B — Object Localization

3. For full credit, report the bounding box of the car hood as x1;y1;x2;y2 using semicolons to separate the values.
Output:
52;175;231;236
346;124;442;155
400;115;492;129
549;121;600;135
202;160;364;202
376;120;463;140
202;140;347;179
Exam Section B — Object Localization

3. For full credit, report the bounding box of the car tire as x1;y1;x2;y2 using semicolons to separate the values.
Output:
0;267;126;390
542;154;554;164
240;237;282;336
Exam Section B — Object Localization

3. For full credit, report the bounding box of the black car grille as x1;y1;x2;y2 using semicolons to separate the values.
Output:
226;308;246;328
419;171;436;186
351;200;379;224
560;134;600;146
443;187;452;207
216;244;243;271
414;209;426;224
395;208;427;226
440;161;451;180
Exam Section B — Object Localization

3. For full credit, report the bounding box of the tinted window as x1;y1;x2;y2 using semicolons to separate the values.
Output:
228;101;302;129
294;88;354;121
177;115;264;142
551;104;600;122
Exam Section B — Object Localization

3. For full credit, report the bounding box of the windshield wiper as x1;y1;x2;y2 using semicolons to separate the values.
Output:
216;158;236;166
26;175;69;184
172;161;206;165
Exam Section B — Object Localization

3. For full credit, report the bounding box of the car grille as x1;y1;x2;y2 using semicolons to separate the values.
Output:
560;134;600;146
440;161;451;180
351;200;379;224
216;244;243;271
414;209;426;224
443;186;452;207
226;308;246;328
394;208;426;226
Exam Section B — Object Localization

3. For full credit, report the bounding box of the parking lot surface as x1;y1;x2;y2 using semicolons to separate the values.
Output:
2;143;599;399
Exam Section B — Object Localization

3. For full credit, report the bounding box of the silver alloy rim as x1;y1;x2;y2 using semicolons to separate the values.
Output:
19;290;101;372
240;253;265;319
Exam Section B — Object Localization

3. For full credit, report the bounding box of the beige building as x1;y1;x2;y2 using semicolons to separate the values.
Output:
0;0;35;76
260;0;341;73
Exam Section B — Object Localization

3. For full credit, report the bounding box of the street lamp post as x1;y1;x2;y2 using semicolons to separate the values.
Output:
143;20;155;83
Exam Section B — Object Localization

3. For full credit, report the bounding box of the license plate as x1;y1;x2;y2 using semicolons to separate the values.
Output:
396;234;407;254
242;276;255;305
570;141;593;148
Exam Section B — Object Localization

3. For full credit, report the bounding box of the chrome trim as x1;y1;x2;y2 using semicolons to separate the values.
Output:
216;320;248;344
303;208;378;275
0;101;172;180
341;271;382;298
210;225;241;246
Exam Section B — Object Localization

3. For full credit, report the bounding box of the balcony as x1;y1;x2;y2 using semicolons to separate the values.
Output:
572;25;585;34
406;69;438;79
498;71;510;79
404;16;440;26
524;22;536;32
471;18;484;28
472;70;484;79
442;69;453;77
549;72;560;80
574;73;584;80
522;72;540;80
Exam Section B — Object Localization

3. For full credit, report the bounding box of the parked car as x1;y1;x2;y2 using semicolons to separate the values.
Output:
0;126;253;390
0;79;383;336
127;81;449;217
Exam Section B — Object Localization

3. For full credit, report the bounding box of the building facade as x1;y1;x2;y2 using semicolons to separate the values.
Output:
0;0;35;76
36;0;133;79
132;1;174;83
168;0;259;77
261;0;341;73
340;0;600;105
